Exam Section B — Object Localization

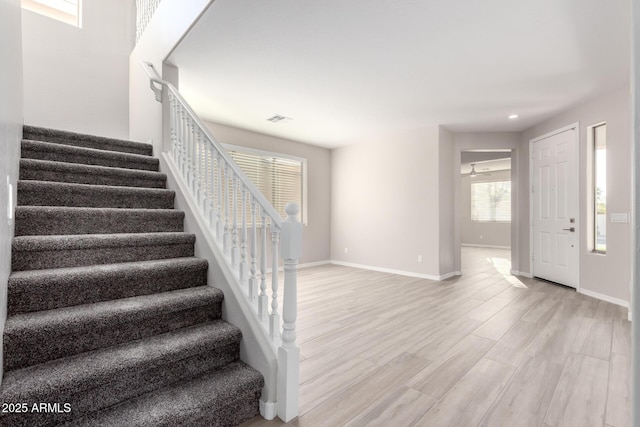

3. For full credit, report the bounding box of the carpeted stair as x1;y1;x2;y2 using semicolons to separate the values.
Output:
1;125;264;427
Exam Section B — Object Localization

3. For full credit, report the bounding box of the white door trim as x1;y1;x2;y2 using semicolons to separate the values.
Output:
529;122;580;292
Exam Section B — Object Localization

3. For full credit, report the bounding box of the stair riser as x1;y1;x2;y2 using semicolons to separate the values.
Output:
15;209;183;236
12;243;195;271
5;304;223;371
188;392;262;427
20;160;167;188
23;128;152;156
8;260;209;315
2;342;240;427
22;143;159;171
18;184;175;210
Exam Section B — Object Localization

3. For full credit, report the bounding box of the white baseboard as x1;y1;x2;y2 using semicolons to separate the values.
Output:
330;260;460;281
260;400;276;421
579;288;629;308
461;244;511;249
510;269;533;278
299;260;332;269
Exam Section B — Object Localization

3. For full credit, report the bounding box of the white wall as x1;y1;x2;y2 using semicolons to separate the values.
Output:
203;121;331;264
0;0;23;382
519;86;631;304
22;0;135;139
438;126;455;274
331;126;456;279
461;169;511;248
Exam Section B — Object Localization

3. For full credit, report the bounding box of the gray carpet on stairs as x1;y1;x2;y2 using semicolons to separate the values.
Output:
20;158;167;188
1;126;263;426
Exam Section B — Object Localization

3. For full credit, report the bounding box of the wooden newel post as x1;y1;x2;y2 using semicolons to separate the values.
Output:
277;202;301;422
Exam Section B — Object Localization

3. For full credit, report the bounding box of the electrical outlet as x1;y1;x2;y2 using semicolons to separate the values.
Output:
479;235;483;240
418;255;423;263
344;247;348;253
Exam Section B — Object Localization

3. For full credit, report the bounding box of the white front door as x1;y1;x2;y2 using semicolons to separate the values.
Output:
532;127;579;288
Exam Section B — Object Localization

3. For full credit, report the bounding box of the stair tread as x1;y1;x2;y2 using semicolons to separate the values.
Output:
20;158;167;184
23;140;158;164
23;125;152;156
13;232;195;251
17;181;175;209
9;257;208;282
8;257;209;314
0;320;242;399
4;286;223;337
18;180;174;198
16;205;181;213
64;362;263;427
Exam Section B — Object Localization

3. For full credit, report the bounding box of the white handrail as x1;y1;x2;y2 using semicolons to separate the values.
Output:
141;61;299;422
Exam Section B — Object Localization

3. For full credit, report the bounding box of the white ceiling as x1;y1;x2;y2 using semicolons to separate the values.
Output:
168;0;630;149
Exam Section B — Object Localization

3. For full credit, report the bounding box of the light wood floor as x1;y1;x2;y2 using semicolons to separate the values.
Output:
239;247;631;427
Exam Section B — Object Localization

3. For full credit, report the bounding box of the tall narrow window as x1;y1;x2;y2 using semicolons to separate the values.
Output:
225;145;307;224
593;123;607;253
22;0;82;27
471;180;511;222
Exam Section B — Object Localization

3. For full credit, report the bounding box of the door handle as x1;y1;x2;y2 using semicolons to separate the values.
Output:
562;227;575;232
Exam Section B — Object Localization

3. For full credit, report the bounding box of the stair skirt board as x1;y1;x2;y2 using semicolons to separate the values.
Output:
1;126;264;426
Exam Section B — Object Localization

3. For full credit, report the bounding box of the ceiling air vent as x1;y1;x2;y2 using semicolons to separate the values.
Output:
267;114;292;123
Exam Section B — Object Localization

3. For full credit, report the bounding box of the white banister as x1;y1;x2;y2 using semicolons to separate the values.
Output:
141;61;300;422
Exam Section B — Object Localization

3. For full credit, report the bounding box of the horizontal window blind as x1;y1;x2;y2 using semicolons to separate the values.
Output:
227;148;305;221
471;180;511;222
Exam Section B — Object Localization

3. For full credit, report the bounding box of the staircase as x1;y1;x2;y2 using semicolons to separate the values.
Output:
0;126;264;427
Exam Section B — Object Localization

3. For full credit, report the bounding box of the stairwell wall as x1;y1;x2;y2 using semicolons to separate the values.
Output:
21;0;135;139
0;0;23;383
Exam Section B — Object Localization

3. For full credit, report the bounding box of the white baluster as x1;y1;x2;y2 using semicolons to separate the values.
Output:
205;141;214;227
277;203;302;422
258;212;269;325
240;184;248;288
231;176;239;268
178;105;186;176
168;93;177;160
223;163;231;255
216;152;224;240
192;127;202;204
181;107;188;179
270;228;281;343
249;198;258;309
175;103;183;172
186;117;195;190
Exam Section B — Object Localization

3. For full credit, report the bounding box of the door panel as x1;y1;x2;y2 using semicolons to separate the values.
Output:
532;128;578;288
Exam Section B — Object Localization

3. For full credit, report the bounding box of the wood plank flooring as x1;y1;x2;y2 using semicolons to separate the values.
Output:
239;247;631;427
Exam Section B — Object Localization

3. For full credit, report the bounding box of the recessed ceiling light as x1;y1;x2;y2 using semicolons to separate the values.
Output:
508;114;519;119
267;114;292;123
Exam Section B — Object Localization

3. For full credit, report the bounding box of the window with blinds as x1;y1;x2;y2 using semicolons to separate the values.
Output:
225;145;307;224
471;180;511;222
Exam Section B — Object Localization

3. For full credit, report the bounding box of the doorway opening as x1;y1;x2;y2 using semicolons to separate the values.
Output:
459;150;513;274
